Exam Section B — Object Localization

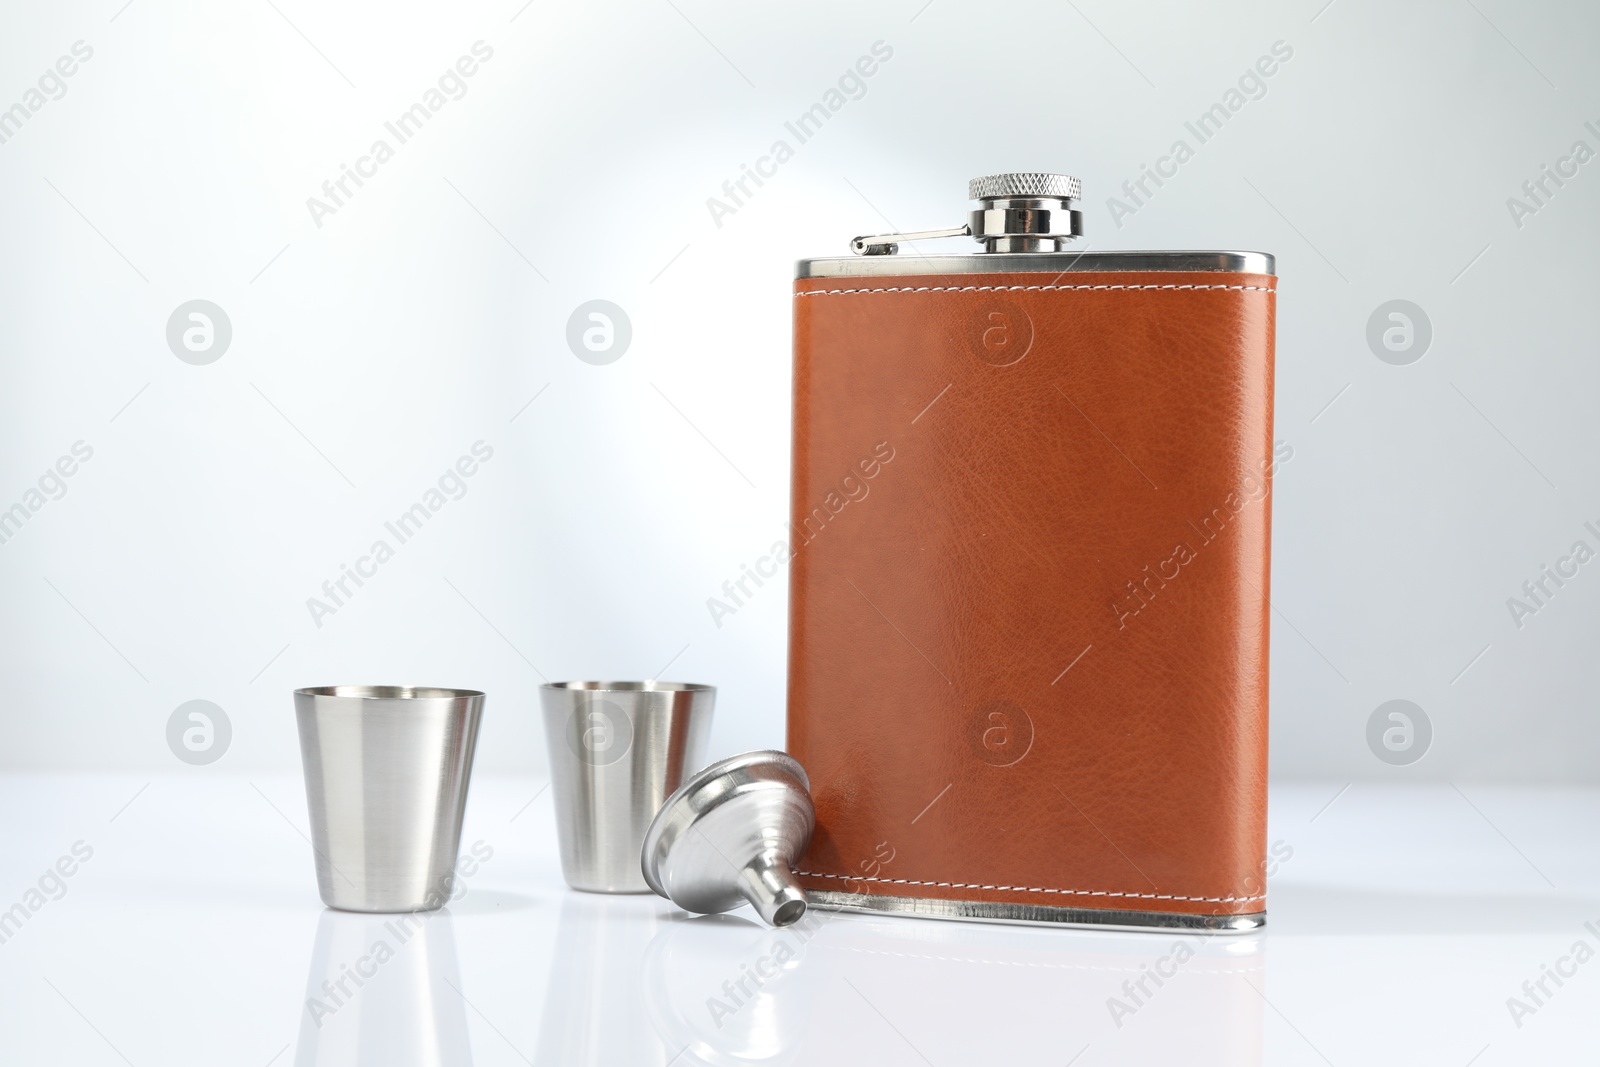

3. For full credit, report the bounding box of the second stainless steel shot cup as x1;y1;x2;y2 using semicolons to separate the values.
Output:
295;685;484;912
539;681;714;893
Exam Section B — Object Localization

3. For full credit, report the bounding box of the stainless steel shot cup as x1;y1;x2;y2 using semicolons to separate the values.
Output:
539;681;714;893
295;685;484;912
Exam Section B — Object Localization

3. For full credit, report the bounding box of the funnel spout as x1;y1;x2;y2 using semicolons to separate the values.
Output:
739;853;808;927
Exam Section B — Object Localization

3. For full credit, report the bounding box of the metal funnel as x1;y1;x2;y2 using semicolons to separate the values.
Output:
641;751;815;928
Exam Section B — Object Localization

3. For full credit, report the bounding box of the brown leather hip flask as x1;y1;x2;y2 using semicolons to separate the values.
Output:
787;174;1277;932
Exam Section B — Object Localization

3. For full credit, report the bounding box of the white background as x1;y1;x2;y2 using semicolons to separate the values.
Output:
2;3;1598;1065
2;0;1598;782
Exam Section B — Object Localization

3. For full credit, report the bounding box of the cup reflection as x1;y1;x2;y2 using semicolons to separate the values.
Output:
532;894;675;1065
294;907;472;1067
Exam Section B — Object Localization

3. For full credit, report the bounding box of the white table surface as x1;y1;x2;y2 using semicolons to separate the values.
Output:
0;774;1593;1065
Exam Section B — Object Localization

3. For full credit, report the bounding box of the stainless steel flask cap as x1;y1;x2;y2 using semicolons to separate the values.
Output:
641;750;815;928
850;171;1085;255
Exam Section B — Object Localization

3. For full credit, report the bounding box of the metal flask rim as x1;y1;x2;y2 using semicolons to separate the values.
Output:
539;680;715;694
295;685;485;702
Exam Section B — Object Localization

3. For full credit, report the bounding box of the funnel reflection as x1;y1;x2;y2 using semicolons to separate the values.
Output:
643;910;821;1066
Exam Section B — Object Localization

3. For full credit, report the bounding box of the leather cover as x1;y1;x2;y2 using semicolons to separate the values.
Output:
787;269;1277;921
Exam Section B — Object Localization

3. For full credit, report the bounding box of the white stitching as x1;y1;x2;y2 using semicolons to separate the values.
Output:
793;869;1265;904
795;283;1275;296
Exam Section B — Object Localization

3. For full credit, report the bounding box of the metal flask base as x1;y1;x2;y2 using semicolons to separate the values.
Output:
641;751;815;928
806;891;1266;933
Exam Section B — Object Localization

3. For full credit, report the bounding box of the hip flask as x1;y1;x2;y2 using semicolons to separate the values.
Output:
786;173;1277;932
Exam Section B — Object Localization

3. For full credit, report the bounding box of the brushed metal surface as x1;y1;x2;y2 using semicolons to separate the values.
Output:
641;750;815;927
540;681;714;894
294;685;484;913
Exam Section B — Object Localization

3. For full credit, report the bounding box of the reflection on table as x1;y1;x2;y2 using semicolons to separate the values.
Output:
294;907;472;1067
